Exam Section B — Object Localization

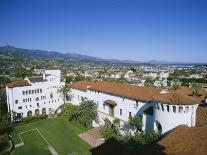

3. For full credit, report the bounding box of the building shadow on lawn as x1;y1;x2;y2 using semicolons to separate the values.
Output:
90;137;166;155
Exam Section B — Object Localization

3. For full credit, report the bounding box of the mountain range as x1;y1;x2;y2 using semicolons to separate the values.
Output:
0;45;205;65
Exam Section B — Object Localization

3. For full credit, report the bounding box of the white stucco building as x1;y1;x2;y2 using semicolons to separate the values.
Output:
6;68;65;118
70;81;205;134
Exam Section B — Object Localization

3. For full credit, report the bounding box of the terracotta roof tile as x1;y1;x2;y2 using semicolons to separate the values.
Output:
70;81;94;91
89;81;161;102
104;100;117;106
158;125;207;155
28;76;46;83
196;106;207;127
153;92;199;105
6;80;31;88
71;81;206;105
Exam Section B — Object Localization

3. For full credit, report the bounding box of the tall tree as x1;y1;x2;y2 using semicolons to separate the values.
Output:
57;85;72;114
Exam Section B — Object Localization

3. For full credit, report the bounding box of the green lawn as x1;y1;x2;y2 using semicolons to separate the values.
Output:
11;117;91;155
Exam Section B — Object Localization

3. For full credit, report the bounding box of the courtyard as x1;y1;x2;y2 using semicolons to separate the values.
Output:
11;117;91;155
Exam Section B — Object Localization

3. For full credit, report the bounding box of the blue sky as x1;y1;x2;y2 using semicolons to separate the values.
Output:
0;0;207;63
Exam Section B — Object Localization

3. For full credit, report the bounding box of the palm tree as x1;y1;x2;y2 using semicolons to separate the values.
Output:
192;83;201;96
57;85;72;114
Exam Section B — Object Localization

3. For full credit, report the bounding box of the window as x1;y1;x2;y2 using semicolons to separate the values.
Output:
129;112;132;118
40;89;42;93
23;99;25;103
161;104;164;111
37;103;39;106
26;91;28;95
22;91;25;95
15;100;18;104
50;92;53;99
135;101;138;107
120;109;122;116
30;98;31;102
185;107;189;113
192;106;194;112
18;106;22;110
29;90;31;94
173;106;176;113
103;103;105;109
37;89;39;93
179;106;183;113
32;90;34;94
157;104;160;110
166;105;170;112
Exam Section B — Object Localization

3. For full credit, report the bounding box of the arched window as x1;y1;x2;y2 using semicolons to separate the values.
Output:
27;111;32;117
35;109;40;115
161;104;164;111
42;108;46;114
166;105;170;112
173;106;176;113
191;106;194;112
157;104;160;110
185;107;189;113
179;106;183;113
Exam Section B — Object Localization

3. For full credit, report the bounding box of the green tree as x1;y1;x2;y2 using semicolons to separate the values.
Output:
144;77;155;87
171;79;181;90
57;85;72;114
100;118;121;141
65;76;73;84
192;83;201;96
72;98;98;127
134;131;161;145
129;116;143;133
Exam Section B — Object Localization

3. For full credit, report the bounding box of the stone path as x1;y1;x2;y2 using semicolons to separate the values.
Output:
79;127;104;148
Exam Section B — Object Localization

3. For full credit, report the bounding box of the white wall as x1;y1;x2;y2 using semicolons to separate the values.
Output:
6;70;64;118
154;102;198;133
71;88;152;130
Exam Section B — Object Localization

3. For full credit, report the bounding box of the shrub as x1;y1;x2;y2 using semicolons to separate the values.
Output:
20;114;47;124
100;118;121;141
134;131;161;145
69;99;98;128
66;103;78;121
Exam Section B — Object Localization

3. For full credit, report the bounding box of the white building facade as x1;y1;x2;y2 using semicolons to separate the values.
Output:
6;69;65;118
70;81;201;134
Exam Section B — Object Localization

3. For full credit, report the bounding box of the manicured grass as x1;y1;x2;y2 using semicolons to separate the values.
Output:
11;117;91;155
14;130;51;155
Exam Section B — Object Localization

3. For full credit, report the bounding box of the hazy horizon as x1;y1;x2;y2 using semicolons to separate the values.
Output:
0;0;207;63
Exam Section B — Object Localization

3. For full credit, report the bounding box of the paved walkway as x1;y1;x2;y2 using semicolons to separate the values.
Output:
79;127;104;148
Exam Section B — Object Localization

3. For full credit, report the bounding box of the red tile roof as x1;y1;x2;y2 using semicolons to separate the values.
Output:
153;92;199;105
70;81;94;91
104;100;117;106
158;125;207;155
6;80;31;88
70;81;205;105
196;106;207;127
